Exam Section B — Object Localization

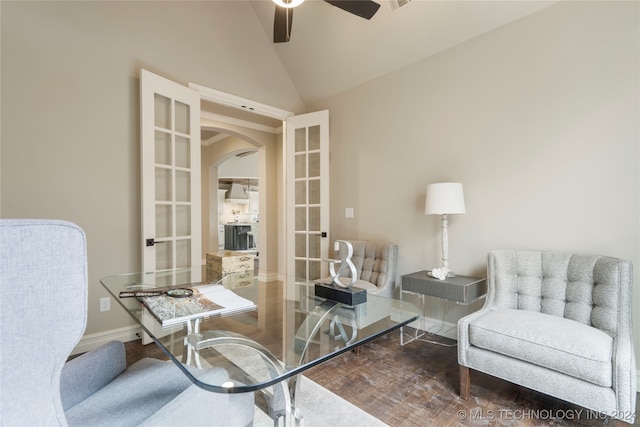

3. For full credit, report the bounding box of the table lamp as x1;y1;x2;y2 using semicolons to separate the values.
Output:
425;182;466;279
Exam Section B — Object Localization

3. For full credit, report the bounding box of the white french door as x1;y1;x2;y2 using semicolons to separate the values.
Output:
285;110;330;281
140;69;202;273
140;68;329;284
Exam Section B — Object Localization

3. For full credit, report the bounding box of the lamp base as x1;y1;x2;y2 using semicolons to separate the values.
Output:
314;283;367;305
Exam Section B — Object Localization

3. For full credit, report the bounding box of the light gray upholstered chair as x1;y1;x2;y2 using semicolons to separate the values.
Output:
0;219;254;426
333;240;398;299
458;250;636;424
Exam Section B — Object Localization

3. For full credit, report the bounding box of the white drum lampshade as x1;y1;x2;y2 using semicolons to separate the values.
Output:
425;182;466;278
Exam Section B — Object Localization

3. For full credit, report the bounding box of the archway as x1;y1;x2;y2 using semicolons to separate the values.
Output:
200;121;280;280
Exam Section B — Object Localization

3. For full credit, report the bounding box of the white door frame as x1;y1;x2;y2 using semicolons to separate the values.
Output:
189;83;293;121
188;83;294;278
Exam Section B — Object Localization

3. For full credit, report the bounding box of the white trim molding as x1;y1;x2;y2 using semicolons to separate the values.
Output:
70;325;141;356
188;82;294;121
201;110;282;135
257;270;279;283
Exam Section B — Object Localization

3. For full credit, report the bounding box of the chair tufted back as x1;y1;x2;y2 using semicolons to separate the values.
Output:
336;240;398;297
488;250;632;336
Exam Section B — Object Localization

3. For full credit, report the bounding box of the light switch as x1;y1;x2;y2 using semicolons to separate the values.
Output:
345;208;354;218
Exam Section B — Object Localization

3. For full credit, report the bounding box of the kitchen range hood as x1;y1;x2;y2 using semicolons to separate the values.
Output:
226;182;249;204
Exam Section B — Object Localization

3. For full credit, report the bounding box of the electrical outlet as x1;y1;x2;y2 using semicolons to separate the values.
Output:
100;297;110;312
345;208;354;218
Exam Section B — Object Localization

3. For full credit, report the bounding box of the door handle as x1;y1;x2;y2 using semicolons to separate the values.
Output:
146;238;167;247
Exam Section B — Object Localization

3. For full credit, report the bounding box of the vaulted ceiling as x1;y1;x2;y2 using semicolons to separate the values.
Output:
249;0;557;107
203;0;557;143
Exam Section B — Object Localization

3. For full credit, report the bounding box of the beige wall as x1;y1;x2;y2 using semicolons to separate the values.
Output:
0;1;302;336
2;0;638;362
312;1;640;350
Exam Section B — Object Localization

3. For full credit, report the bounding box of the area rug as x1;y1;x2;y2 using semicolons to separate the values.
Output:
207;342;387;426
253;375;388;427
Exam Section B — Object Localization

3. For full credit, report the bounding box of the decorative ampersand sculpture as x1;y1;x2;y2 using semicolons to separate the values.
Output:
329;240;357;288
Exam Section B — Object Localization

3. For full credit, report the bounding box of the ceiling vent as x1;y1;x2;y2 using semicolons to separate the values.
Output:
387;0;412;14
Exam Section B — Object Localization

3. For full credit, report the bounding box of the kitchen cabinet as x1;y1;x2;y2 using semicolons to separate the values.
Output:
224;224;252;250
248;191;259;214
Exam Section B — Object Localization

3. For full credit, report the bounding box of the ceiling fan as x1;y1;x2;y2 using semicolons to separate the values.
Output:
273;0;381;43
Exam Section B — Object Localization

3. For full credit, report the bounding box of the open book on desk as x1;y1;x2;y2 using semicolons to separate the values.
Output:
140;284;256;327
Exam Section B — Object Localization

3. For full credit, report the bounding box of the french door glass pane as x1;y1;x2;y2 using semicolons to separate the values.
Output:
295;181;306;204
155;168;172;201
295;128;306;152
156;242;172;270
308;234;320;259
295;260;306;280
175;171;190;202
308;152;320;177
308;260;320;281
154;94;171;129
175;239;190;268
309;207;320;231
309;179;320;204
155;205;171;238
174;101;190;134
295;153;306;179
295;234;306;257
176;205;190;236
295;207;306;231
175;136;190;168
155;131;172;165
308;125;320;151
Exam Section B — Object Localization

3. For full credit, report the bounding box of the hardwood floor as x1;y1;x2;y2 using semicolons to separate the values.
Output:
125;328;637;427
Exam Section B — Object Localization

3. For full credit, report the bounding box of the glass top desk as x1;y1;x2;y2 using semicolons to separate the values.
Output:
101;267;419;423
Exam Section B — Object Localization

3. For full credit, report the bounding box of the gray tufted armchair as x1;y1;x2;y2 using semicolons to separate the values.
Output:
458;250;636;424
333;240;398;299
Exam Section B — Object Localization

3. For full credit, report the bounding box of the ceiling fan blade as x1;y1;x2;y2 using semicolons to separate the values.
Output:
323;0;381;20
274;6;293;43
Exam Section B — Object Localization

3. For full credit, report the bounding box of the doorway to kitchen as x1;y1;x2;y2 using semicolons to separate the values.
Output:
217;152;259;253
200;105;282;280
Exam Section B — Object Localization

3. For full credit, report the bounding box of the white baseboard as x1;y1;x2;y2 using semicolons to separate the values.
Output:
70;325;141;356
257;269;278;282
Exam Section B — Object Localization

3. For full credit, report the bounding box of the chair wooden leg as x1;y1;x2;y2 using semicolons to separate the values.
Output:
459;365;470;400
